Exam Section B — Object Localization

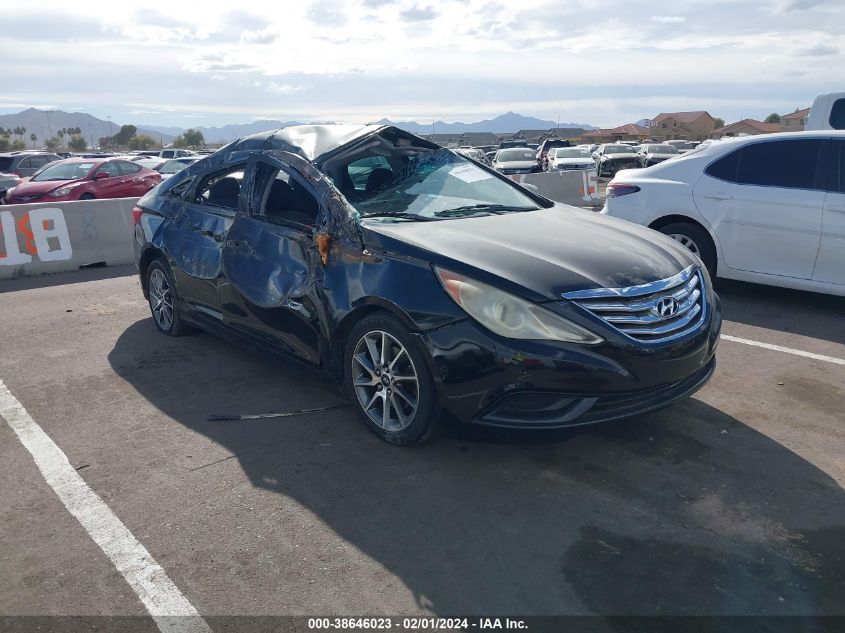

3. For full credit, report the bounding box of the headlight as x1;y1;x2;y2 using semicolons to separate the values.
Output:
49;184;79;197
435;268;603;344
5;186;15;197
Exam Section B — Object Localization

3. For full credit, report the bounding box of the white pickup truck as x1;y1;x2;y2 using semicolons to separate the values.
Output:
806;92;845;130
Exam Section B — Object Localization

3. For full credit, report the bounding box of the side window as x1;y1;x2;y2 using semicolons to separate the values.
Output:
346;156;392;193
830;99;845;130
256;164;319;229
30;156;50;169
705;148;741;182
117;161;141;175
18;157;32;169
736;139;822;190
98;162;121;177
195;165;245;210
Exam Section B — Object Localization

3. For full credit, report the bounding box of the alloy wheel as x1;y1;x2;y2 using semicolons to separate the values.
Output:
148;268;174;331
667;233;701;256
351;330;419;432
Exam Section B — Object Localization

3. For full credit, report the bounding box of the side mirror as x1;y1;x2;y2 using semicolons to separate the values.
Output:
94;171;110;180
523;183;539;193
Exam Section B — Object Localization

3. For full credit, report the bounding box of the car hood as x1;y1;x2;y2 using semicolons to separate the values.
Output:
495;160;537;169
602;153;639;161
10;178;77;195
646;152;676;159
360;206;698;300
553;157;593;165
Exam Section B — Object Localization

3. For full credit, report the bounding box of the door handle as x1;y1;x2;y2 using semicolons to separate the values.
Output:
701;193;733;201
826;203;845;213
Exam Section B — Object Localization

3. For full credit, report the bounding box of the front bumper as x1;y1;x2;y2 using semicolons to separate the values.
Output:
421;295;721;429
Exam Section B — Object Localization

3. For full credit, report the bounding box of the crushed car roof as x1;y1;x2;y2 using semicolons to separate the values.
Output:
228;124;386;162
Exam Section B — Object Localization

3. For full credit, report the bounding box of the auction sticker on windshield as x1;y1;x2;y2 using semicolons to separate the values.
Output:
448;163;492;183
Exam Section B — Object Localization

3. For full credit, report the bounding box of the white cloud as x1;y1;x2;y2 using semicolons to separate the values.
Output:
650;15;686;23
0;0;843;127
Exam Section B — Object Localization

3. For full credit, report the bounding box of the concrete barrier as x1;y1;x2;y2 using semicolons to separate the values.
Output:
0;197;138;279
507;169;600;207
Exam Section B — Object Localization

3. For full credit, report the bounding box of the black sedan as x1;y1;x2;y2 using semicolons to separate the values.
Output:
133;125;721;445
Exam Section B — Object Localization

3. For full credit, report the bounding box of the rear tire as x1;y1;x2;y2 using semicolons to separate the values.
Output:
657;221;717;277
344;313;440;446
146;259;191;337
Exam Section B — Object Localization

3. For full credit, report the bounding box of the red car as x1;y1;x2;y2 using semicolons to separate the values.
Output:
4;157;161;204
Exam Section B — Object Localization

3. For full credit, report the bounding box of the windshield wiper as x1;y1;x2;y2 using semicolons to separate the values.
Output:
360;211;439;222
435;204;537;217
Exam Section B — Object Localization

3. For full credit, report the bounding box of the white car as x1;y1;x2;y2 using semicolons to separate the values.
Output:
491;148;540;175
546;147;595;171
601;131;845;297
155;156;204;180
806;92;845;131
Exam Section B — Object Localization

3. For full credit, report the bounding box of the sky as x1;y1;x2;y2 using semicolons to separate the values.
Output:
1;0;843;129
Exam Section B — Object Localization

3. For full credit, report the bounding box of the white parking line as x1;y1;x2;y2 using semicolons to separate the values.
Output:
0;380;211;633
721;334;845;366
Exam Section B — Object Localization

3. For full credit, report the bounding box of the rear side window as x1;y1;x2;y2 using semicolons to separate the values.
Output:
736;139;821;189
195;165;245;210
30;156;52;169
705;149;741;182
830;99;845;130
18;157;32;169
117;161;141;175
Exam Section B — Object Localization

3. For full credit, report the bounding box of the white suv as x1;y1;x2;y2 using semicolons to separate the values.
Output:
602;131;845;297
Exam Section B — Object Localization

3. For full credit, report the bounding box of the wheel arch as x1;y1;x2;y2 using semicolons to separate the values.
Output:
138;246;165;299
327;298;424;382
648;214;721;275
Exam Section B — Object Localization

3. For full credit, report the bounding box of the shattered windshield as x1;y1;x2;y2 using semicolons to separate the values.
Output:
334;148;541;221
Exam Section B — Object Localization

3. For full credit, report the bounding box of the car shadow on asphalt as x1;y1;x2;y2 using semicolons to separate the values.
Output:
715;278;845;346
109;319;845;616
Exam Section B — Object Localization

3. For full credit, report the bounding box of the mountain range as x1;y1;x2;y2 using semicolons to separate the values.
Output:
0;109;597;147
0;109;176;146
140;112;596;142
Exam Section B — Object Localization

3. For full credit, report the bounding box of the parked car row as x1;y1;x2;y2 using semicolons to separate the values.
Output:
3;156;161;203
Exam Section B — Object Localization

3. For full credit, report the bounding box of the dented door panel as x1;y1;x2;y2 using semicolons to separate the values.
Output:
220;153;333;366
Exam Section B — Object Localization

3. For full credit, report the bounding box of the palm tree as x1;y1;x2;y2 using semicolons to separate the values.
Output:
30;133;37;148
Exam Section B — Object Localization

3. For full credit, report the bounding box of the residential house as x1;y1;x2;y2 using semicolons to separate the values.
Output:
512;129;551;144
706;119;781;139
780;108;810;132
579;129;613;144
608;123;651;141
650;111;717;141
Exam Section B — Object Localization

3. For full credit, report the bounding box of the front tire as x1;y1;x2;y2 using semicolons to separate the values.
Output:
344;313;440;446
80;193;95;200
657;222;717;277
146;259;191;336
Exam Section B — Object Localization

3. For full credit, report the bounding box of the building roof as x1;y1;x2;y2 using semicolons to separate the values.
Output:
711;119;782;135
781;108;810;120
581;128;614;138
652;111;712;124
610;123;650;135
548;127;588;138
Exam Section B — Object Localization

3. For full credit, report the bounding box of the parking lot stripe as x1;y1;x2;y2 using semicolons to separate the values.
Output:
721;334;845;366
0;380;211;633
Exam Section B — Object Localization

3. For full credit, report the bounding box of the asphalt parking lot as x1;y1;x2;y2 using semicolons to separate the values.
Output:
1;266;843;622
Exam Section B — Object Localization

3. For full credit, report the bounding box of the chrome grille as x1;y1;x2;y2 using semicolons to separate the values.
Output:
562;265;707;344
